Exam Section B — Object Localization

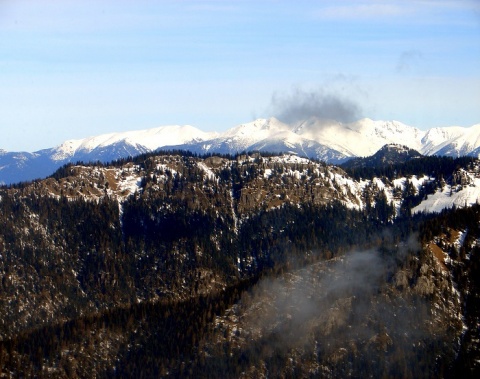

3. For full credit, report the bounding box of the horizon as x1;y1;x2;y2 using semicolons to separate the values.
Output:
1;0;479;152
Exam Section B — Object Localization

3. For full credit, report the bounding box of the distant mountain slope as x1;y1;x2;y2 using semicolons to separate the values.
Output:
1;117;479;185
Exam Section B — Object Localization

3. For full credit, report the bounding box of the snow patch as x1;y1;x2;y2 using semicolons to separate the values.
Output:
117;175;142;195
197;162;216;181
413;178;480;214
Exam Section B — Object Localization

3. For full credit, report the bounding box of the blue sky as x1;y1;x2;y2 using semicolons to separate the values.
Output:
1;0;479;152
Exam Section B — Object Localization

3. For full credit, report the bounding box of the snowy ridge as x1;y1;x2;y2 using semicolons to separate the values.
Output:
6;151;480;218
166;117;480;162
421;126;467;156
196;118;295;153
52;125;219;161
426;124;480;157
291;118;424;157
1;116;480;185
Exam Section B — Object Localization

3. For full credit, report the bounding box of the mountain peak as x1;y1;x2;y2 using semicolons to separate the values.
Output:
377;143;422;157
341;144;423;170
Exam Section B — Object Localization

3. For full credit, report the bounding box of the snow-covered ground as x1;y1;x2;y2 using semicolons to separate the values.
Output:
413;179;480;214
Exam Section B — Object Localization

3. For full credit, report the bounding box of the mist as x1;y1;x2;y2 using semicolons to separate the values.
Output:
269;87;362;124
241;249;389;348
226;236;442;373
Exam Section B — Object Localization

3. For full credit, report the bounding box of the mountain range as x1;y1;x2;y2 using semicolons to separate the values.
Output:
1;117;480;185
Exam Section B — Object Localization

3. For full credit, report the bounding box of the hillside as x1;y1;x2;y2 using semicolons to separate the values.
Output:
0;151;479;377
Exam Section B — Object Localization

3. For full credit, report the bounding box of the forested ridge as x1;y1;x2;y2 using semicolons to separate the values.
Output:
0;151;479;377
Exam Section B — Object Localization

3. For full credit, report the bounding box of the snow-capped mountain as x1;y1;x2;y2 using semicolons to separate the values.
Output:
1;117;480;185
51;124;218;162
170;117;480;162
173;118;350;162
291;118;425;157
0;125;218;184
421;124;480;158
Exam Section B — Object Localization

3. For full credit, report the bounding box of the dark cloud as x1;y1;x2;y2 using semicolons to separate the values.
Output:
269;87;362;124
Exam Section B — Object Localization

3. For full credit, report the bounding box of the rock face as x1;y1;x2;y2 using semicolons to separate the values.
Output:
0;151;479;377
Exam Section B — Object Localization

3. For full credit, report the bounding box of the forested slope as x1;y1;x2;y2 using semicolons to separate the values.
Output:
0;152;478;377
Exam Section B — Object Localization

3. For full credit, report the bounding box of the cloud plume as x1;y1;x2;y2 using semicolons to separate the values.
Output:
269;87;362;124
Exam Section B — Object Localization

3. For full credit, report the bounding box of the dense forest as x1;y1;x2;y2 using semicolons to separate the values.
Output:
0;151;479;377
